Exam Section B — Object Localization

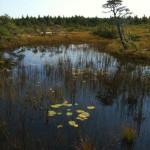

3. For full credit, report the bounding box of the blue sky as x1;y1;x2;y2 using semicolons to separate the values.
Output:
0;0;149;18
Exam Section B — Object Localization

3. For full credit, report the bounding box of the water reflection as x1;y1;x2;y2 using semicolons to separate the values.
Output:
0;44;150;150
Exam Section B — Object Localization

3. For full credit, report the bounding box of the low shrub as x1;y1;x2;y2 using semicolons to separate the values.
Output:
129;34;141;41
93;23;118;39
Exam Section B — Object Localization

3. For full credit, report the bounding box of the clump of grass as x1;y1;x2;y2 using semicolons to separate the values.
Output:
0;121;8;140
121;126;137;144
76;137;96;150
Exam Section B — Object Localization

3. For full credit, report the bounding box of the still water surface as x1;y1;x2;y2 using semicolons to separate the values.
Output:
0;44;150;150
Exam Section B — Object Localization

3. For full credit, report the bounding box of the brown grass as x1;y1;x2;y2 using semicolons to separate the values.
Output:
0;25;150;62
121;126;137;144
76;137;96;150
125;24;150;49
0;32;112;50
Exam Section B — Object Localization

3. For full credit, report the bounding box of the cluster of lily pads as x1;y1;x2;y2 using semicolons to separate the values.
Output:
48;102;95;128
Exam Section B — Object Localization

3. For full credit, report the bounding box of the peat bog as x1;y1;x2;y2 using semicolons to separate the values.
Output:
0;44;150;150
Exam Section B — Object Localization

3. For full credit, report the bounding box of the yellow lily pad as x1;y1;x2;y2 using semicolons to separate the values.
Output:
78;114;87;119
51;104;62;108
63;103;72;107
76;110;85;113
87;106;95;110
57;125;63;128
81;112;90;117
68;121;78;127
48;110;57;116
66;112;73;116
76;117;88;121
57;112;62;115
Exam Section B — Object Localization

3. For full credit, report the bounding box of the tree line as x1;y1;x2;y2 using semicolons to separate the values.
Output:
0;14;149;41
14;15;150;27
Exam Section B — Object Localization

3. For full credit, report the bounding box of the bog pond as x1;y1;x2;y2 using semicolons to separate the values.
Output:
0;44;150;150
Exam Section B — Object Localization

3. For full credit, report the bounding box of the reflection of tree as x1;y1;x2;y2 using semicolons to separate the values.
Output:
96;59;150;134
41;45;150;133
32;47;38;54
96;61;122;106
0;51;24;75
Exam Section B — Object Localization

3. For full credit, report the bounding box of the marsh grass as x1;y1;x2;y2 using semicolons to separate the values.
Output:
1;24;150;61
0;121;8;141
76;137;96;150
0;32;111;51
0;45;150;149
121;126;137;144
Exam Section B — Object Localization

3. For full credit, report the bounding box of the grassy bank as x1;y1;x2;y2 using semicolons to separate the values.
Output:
0;32;112;50
0;28;150;62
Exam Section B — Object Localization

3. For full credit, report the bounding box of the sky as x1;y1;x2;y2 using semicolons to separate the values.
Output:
0;0;149;18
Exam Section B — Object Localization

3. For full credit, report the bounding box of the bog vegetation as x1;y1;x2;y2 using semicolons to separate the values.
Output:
0;12;150;61
0;1;150;150
0;14;149;40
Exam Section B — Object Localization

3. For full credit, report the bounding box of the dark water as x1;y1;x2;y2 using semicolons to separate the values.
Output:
0;44;150;150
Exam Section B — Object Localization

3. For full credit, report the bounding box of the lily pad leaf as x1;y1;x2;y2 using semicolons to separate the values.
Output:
51;104;62;108
81;112;90;117
76;110;85;113
76;117;88;121
68;121;78;127
63;103;72;107
57;112;62;115
87;106;95;110
57;125;63;128
66;112;73;116
48;110;57;116
78;113;87;119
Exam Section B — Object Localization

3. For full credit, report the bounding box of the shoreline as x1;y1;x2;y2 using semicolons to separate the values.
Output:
0;32;150;63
